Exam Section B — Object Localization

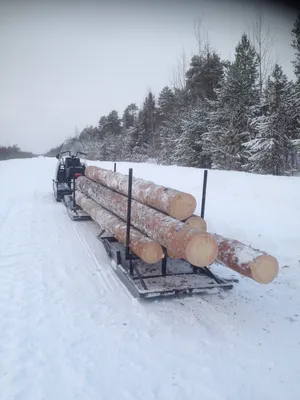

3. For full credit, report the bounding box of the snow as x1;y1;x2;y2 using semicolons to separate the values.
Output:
0;157;300;400
231;243;264;263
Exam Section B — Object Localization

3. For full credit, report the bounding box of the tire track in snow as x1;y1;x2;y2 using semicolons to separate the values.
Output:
0;199;16;241
0;198;47;399
0;178;112;398
71;221;133;300
71;222;114;292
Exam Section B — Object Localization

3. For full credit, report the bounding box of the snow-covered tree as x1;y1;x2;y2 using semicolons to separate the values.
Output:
186;46;224;102
158;113;183;165
121;103;139;160
78;125;100;159
207;33;260;170
291;14;300;84
126;110;151;161
139;92;156;154
244;64;296;175
157;86;175;120
95;111;122;160
173;104;211;168
157;85;191;165
122;103;139;129
290;15;300;172
155;86;176;156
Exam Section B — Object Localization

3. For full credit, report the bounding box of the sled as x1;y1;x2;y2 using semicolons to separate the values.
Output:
54;152;236;299
96;166;235;299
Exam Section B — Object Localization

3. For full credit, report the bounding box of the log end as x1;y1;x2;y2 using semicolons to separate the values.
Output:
141;242;164;264
170;193;197;220
186;233;219;267
250;255;279;284
185;215;207;232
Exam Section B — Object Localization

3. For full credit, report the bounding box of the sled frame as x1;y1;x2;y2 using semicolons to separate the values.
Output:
96;165;235;299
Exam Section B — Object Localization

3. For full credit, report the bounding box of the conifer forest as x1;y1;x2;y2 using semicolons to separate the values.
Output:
45;14;300;176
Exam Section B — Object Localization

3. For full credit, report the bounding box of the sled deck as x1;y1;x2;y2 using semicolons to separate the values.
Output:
97;231;234;300
63;194;91;221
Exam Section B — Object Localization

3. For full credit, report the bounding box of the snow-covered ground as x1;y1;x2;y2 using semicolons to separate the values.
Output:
0;157;299;400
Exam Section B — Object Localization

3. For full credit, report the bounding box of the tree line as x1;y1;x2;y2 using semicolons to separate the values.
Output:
46;13;300;176
0;145;35;161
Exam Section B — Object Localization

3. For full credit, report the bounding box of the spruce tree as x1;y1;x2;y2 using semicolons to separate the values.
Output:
121;103;139;160
291;14;300;84
173;104;211;168
158;113;183;165
186;46;224;102
157;86;190;165
127;110;151;161
156;86;175;156
157;86;175;120
207;33;260;171
291;14;300;172
122;103;139;129
244;64;296;175
139;92;156;156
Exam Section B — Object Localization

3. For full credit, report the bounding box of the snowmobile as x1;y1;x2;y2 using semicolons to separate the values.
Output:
52;139;91;221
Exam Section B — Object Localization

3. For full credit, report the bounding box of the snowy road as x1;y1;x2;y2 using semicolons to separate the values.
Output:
0;158;300;400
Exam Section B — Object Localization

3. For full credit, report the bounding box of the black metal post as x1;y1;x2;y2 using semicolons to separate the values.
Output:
161;256;167;276
125;168;133;261
113;162;116;172
200;169;208;219
73;177;76;208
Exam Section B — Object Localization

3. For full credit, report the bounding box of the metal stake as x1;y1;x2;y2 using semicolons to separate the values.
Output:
200;169;208;219
125;168;133;261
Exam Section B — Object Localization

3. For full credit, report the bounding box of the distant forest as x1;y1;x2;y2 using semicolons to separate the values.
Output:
46;13;300;176
0;145;35;161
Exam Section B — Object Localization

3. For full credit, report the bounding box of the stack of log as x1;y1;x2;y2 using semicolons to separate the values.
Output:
75;165;279;284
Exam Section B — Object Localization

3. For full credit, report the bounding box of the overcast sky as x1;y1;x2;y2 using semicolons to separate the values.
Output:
0;0;298;153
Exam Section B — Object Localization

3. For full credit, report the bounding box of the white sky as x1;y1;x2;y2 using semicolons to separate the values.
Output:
0;0;298;153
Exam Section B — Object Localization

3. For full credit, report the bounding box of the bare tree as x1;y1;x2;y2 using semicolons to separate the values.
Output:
252;10;275;94
170;47;187;90
170;16;209;90
194;15;204;56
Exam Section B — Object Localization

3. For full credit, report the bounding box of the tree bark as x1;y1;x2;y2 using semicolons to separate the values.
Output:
85;165;196;220
75;191;163;264
76;176;218;267
214;234;279;284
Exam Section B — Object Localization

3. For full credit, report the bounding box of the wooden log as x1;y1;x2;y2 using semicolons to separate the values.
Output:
85;165;196;220
185;215;207;232
75;191;164;264
76;176;218;267
214;234;279;284
167;216;207;260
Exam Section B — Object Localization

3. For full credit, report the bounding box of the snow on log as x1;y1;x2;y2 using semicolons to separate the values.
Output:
75;191;164;264
185;215;207;232
214;234;279;284
76;176;218;267
85;165;196;220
